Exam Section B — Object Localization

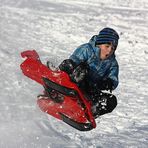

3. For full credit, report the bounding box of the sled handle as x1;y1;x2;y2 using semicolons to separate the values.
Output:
21;50;40;61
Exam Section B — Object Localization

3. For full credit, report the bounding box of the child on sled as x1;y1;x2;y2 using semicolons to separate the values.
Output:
58;27;119;117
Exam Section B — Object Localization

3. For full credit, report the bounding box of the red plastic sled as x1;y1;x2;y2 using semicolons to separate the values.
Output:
20;50;96;131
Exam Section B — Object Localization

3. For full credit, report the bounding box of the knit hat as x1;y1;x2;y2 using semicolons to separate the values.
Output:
96;27;119;49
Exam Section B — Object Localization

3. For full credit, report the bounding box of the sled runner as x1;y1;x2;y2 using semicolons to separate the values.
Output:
20;50;96;131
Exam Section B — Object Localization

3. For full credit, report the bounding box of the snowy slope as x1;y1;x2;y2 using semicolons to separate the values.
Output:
0;0;148;147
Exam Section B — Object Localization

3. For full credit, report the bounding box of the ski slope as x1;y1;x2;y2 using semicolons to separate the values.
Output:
0;0;148;147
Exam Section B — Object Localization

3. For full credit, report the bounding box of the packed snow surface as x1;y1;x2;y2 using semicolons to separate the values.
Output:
0;0;148;147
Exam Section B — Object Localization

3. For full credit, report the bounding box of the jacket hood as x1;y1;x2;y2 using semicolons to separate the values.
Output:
89;35;98;49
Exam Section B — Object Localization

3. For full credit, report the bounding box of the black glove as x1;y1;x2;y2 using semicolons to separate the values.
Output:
97;78;113;92
59;59;76;74
70;62;89;83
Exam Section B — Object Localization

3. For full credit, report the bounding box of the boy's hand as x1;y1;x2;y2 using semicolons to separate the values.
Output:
70;62;89;83
59;59;76;74
98;78;113;92
104;78;113;92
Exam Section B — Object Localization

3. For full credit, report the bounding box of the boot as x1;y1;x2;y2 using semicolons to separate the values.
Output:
91;92;117;118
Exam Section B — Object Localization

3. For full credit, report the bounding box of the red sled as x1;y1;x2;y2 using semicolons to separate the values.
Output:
20;50;96;131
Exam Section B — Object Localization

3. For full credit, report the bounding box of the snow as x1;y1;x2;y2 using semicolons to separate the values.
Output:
0;0;148;147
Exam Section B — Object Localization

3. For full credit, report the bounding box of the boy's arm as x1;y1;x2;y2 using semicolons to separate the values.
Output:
59;44;90;73
108;60;119;90
97;60;119;91
69;44;90;65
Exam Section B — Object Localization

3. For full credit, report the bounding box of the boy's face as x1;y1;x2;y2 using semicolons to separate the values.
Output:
98;43;115;60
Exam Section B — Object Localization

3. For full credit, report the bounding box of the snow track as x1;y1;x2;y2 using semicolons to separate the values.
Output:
0;0;148;147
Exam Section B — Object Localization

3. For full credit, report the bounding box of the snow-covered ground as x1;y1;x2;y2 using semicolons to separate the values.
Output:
0;0;148;147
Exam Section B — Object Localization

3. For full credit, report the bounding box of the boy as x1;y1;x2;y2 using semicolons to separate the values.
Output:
59;27;119;117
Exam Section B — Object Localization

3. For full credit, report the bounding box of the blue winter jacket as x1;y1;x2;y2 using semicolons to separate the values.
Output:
69;35;119;90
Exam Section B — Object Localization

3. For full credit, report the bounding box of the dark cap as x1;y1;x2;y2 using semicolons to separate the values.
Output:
96;27;119;49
